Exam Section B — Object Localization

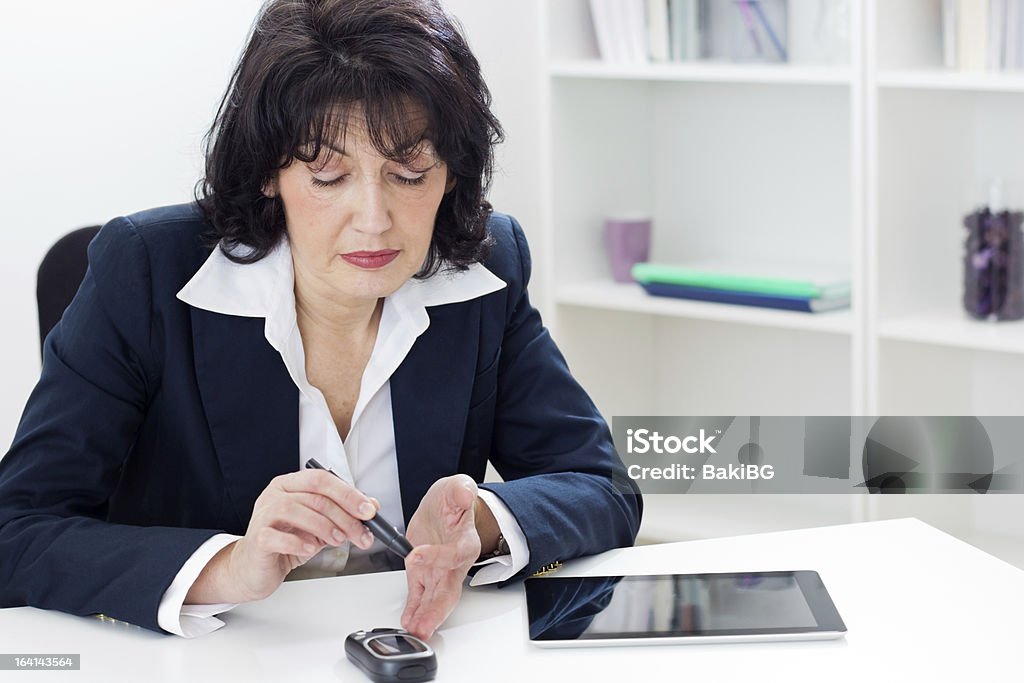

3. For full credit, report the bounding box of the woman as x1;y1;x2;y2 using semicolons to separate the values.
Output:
0;0;641;639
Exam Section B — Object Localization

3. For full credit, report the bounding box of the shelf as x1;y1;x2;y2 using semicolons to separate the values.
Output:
877;69;1024;93
548;59;853;86
879;310;1024;354
556;281;854;335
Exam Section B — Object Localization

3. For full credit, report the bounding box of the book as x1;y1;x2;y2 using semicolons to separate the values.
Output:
647;0;671;62
700;0;787;62
697;0;711;59
589;0;618;62
1007;0;1023;70
669;0;687;60
623;0;650;62
639;281;850;313
701;0;731;60
631;261;851;300
608;0;642;63
957;0;989;71
669;0;699;61
1019;0;1024;67
988;0;1007;70
943;0;958;68
789;0;850;65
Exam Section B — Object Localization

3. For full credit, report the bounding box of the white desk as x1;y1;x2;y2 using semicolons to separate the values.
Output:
2;518;1021;681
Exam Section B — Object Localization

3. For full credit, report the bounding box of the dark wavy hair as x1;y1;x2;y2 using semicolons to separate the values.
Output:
194;0;503;275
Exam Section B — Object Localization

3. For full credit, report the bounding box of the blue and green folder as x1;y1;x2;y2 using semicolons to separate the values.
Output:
631;262;851;313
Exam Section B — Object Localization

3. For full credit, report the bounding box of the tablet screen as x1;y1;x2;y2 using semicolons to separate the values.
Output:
525;571;845;642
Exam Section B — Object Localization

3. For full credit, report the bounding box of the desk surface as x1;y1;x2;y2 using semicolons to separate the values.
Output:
2;518;1021;681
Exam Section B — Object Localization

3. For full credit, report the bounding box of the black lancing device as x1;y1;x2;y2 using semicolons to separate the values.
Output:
304;457;414;558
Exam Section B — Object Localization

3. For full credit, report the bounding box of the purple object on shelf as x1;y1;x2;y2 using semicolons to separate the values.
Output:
963;207;1024;321
604;217;651;283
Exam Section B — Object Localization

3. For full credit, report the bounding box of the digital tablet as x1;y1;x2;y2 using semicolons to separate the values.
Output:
524;570;846;647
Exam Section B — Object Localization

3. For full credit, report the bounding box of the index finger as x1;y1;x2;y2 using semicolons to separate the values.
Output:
276;470;377;521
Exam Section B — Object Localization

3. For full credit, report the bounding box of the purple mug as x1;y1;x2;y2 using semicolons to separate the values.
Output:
604;217;651;283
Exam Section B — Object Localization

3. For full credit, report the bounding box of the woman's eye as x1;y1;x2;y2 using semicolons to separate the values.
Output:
310;174;347;188
393;173;427;186
309;170;428;188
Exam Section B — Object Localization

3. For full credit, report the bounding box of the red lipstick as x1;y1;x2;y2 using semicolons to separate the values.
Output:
340;250;400;269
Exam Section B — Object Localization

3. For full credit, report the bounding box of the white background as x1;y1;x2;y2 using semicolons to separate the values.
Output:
2;1;1021;561
0;0;543;449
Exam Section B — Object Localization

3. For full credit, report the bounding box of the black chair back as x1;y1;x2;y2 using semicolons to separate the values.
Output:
37;226;101;354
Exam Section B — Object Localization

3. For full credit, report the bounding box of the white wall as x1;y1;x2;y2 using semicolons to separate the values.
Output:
0;0;543;451
440;0;546;303
3;1;1021;566
0;1;266;449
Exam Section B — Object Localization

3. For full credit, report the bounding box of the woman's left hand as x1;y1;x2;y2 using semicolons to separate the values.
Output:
401;474;482;639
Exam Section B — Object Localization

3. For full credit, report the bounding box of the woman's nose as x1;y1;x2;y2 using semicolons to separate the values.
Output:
350;180;392;235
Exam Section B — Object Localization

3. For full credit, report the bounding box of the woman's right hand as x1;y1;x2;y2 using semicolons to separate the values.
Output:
186;470;379;604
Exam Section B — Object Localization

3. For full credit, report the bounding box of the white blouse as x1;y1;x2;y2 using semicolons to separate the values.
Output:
156;238;528;637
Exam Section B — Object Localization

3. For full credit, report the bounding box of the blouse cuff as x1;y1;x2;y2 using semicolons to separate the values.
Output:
156;533;241;637
469;489;530;586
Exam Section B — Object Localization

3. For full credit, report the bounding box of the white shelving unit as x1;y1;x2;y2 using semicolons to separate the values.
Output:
877;69;1024;92
541;0;863;419
535;0;1024;561
879;311;1024;355
540;0;1024;417
868;0;1024;418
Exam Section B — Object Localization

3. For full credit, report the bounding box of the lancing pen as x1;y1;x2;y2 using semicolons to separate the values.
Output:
304;457;414;559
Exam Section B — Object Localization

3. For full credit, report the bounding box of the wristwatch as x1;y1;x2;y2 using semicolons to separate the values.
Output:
479;533;509;560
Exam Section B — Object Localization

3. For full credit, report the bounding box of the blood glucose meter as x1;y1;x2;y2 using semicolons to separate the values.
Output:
344;628;437;683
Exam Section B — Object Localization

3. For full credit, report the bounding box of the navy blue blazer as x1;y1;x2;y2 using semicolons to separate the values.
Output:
0;203;641;633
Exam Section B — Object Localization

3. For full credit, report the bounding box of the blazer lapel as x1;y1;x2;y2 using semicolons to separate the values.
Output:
391;302;480;523
190;308;299;530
